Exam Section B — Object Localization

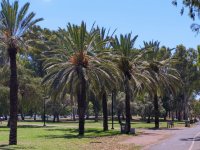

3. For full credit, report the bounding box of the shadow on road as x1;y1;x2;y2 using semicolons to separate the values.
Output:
180;136;200;141
147;127;183;131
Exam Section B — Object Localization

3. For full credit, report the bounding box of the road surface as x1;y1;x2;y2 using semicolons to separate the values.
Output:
148;122;200;150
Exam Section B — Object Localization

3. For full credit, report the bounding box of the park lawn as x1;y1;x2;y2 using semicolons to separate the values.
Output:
0;120;137;150
0;120;185;150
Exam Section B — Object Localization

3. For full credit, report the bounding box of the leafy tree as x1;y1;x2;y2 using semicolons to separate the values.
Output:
191;99;200;118
25;26;56;77
89;91;101;122
172;0;200;20
0;56;43;121
0;86;9;118
46;95;69;122
172;45;200;120
18;68;43;120
172;0;200;33
115;92;125;124
137;94;154;123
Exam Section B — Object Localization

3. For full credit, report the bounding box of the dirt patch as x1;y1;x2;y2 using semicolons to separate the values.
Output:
85;135;140;150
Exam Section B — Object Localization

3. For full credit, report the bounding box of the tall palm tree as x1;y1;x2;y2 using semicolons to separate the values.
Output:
92;26;119;131
43;22;118;135
143;41;181;129
0;0;43;145
110;34;151;133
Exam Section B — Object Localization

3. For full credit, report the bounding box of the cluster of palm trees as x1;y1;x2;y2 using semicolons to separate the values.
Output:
42;22;181;135
0;0;181;145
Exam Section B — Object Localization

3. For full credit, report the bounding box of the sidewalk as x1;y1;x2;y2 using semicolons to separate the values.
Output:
120;127;186;149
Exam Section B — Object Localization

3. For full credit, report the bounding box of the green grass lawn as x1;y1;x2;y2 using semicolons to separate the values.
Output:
0;120;185;150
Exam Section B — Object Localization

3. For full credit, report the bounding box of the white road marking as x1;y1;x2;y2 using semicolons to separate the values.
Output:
188;130;200;150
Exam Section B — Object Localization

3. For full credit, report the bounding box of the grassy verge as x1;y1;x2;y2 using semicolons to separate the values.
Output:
0;120;185;150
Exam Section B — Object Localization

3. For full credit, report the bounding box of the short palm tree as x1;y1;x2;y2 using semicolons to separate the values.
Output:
0;0;43;145
43;22;119;135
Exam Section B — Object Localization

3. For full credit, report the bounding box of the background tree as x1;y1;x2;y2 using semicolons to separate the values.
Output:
172;45;200;120
172;0;200;33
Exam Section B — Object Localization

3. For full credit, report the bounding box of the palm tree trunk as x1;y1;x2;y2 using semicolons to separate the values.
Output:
7;118;10;127
117;110;122;124
102;91;108;131
4;115;7;120
164;111;167;121
70;94;76;121
21;113;24;121
56;114;59;122
53;114;56;122
124;77;131;134
77;66;86;136
94;100;99;122
94;111;99;122
8;48;18;145
20;94;25;121
34;113;36;121
178;110;181;121
73;108;76;121
147;115;151;123
154;94;159;129
122;113;125;120
86;100;90;119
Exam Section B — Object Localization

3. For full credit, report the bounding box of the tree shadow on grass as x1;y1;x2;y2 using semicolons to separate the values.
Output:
0;125;54;129
17;125;53;128
39;128;121;139
0;144;36;150
0;126;9;129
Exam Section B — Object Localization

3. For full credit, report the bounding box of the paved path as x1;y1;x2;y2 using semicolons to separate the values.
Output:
148;122;200;150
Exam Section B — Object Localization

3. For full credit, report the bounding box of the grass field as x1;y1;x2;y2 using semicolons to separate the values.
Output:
0;119;185;150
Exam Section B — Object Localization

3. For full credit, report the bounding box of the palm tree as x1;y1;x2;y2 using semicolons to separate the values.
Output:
92;26;119;131
43;22;118;135
110;34;151;133
0;0;43;145
143;41;181;129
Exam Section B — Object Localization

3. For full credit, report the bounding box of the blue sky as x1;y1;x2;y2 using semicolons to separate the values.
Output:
25;0;200;49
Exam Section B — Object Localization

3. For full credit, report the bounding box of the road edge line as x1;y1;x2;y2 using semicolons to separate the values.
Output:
188;130;200;150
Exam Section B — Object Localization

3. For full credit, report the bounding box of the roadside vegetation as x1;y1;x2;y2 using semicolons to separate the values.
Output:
0;0;200;149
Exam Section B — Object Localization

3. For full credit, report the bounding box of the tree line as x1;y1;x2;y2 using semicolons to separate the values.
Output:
0;0;200;145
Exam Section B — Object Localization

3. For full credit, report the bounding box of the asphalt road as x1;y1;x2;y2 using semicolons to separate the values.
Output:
148;122;200;150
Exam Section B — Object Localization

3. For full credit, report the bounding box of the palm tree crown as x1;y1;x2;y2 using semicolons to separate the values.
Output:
0;0;43;49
